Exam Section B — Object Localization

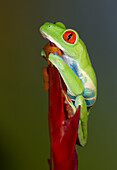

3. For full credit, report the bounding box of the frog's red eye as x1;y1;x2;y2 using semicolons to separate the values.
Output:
63;30;77;44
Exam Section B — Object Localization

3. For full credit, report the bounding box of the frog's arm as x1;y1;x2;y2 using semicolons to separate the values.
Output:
49;53;87;146
49;53;84;96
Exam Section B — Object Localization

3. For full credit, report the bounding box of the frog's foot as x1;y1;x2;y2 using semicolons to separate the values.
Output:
75;95;88;147
41;49;51;65
41;67;49;90
62;90;76;118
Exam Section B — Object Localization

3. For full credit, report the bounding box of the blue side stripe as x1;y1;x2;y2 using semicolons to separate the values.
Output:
68;91;95;107
67;92;76;100
83;88;95;98
85;99;95;106
69;61;79;76
80;77;87;84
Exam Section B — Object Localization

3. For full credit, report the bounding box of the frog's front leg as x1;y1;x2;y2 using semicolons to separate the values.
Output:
49;53;87;146
49;53;84;96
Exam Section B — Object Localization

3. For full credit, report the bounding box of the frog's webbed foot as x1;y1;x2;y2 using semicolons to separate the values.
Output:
62;90;76;118
41;67;49;90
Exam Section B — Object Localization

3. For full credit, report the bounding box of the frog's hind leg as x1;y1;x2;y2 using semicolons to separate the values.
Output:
75;95;88;147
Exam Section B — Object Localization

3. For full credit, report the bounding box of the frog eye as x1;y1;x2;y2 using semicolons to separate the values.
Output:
63;30;77;44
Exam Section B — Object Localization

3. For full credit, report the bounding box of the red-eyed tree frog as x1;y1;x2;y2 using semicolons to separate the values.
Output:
40;22;97;146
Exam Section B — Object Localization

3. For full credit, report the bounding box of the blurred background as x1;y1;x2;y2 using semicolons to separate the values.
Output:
0;0;117;169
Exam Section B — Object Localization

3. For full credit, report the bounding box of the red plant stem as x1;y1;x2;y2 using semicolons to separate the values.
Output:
48;64;80;170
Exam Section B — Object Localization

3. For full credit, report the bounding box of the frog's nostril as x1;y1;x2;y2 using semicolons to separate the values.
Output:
49;25;51;28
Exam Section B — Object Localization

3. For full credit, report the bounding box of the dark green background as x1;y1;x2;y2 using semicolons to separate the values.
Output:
0;0;117;169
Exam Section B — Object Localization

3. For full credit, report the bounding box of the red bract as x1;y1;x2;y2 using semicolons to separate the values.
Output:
48;64;80;170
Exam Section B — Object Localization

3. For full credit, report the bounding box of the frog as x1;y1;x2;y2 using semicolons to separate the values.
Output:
40;22;97;147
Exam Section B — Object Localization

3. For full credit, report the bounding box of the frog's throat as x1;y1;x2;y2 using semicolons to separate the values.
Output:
40;29;66;54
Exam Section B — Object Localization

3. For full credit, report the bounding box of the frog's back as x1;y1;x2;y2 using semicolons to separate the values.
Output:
78;38;97;88
78;39;97;107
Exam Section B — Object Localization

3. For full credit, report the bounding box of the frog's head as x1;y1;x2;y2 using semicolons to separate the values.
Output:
40;22;83;59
